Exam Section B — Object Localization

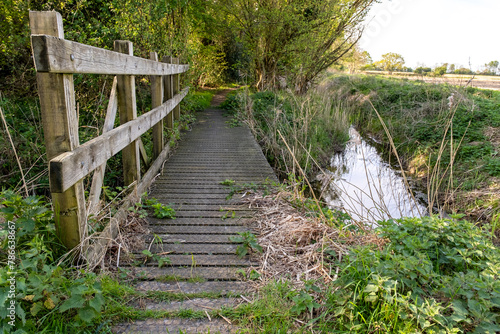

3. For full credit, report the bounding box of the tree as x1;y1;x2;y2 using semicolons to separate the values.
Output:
454;67;474;75
414;67;432;75
482;60;499;75
211;0;377;92
376;53;405;74
342;47;372;74
434;63;448;76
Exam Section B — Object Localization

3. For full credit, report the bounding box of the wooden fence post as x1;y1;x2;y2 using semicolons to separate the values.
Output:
115;40;140;186
29;11;86;249
150;52;164;159
173;57;181;121
162;56;174;130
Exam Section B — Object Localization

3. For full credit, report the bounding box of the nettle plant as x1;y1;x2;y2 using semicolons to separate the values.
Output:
0;191;104;333
327;215;500;333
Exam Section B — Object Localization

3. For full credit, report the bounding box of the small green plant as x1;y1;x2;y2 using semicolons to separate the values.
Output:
220;179;236;186
127;205;148;218
220;210;235;221
248;269;261;280
229;232;263;258
151;203;176;219
291;291;321;317
225;116;242;127
143;198;176;219
141;250;171;268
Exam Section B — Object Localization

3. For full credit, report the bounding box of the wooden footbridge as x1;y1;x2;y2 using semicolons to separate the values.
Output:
30;11;277;333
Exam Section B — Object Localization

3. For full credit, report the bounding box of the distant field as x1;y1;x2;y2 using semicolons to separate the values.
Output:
363;70;500;91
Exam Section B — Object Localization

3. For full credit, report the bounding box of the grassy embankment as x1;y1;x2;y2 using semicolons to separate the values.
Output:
216;78;499;333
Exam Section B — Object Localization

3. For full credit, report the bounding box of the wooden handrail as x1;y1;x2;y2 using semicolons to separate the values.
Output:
49;87;189;193
31;35;189;75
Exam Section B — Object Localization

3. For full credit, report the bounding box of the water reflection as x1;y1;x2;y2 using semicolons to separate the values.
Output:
318;127;427;224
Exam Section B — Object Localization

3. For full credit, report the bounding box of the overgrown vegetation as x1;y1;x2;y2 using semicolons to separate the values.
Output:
219;186;500;333
0;191;106;333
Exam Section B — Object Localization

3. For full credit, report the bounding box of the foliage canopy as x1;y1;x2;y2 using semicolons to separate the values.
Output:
0;0;377;94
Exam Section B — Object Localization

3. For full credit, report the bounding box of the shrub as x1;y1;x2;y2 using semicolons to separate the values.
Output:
325;216;500;333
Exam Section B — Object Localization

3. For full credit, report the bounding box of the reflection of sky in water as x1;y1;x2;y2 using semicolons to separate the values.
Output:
320;127;427;223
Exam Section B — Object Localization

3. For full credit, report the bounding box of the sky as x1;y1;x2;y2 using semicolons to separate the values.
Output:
359;0;500;71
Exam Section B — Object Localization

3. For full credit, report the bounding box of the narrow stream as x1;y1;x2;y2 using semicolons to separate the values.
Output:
317;127;428;224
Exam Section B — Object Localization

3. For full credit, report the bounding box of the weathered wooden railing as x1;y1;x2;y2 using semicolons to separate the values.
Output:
29;11;189;256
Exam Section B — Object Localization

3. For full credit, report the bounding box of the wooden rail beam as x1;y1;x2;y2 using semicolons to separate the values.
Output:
49;88;189;193
31;34;189;75
29;11;86;249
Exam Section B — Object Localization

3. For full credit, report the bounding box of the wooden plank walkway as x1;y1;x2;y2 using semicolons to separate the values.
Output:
113;92;277;333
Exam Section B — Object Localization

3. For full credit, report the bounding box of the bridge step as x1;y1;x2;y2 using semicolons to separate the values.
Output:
148;225;249;234
145;234;243;244
124;267;243;281
136;243;239;254
135;281;249;294
112;318;237;334
147;217;252;226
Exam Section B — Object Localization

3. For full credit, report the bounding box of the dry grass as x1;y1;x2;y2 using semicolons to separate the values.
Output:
103;211;150;269
242;189;386;287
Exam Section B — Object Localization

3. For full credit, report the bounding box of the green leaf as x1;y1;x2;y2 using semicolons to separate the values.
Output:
142;249;153;257
229;235;244;243
473;321;500;334
250;242;263;253
89;294;104;312
363;284;379;293
59;295;85;313
30;302;44;316
16;303;26;325
158;257;171;268
235;245;248;258
78;306;97;323
0;289;8;307
69;284;87;295
364;292;378;303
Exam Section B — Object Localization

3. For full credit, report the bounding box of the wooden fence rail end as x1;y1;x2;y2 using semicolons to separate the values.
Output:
31;34;189;76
